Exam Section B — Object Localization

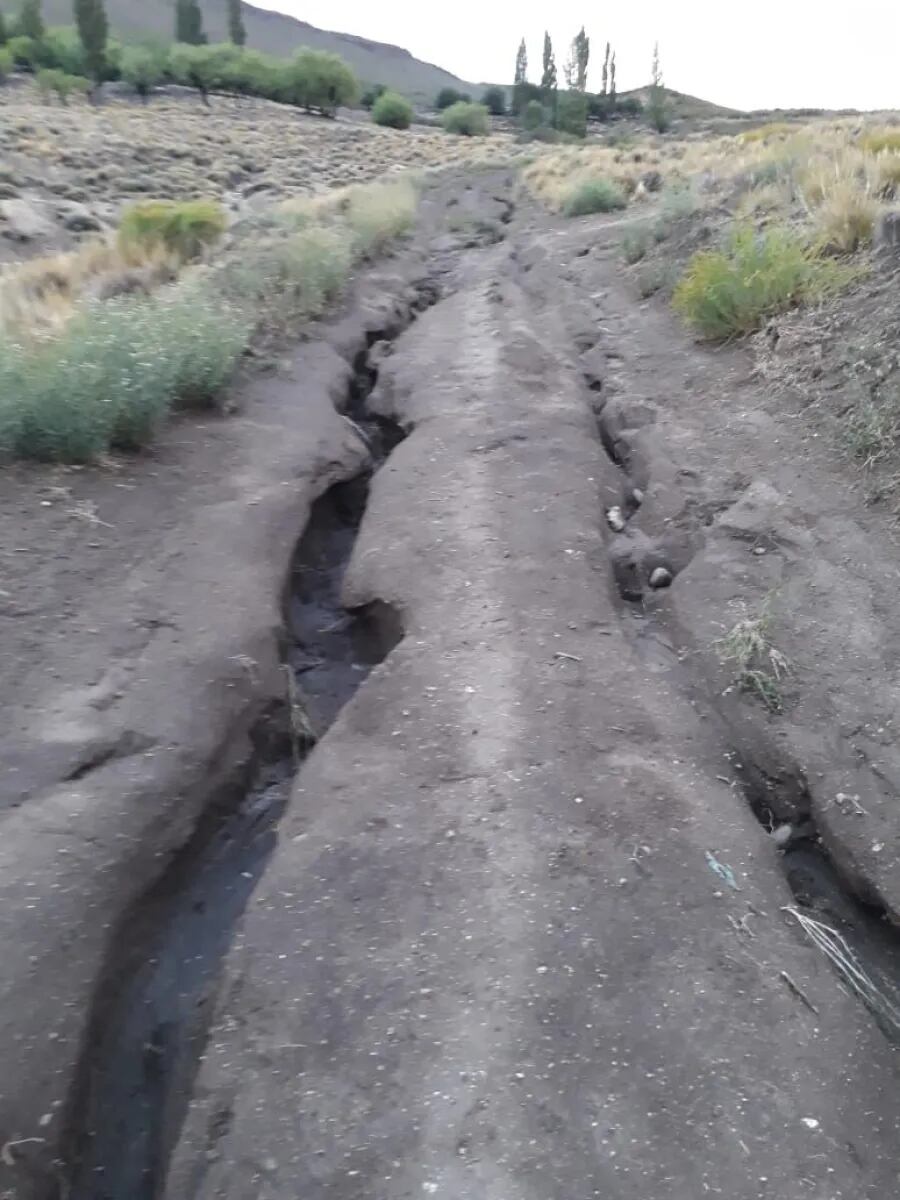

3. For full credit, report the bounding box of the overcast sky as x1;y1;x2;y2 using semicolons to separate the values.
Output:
253;1;898;112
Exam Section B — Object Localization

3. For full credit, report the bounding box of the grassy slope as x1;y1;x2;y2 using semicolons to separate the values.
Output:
37;0;475;100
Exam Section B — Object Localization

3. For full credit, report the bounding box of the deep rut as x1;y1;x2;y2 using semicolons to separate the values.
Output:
61;287;441;1200
576;228;900;1047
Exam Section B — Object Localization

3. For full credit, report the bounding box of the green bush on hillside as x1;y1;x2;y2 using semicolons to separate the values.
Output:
521;99;545;131
360;82;387;109
118;199;227;263
121;45;165;100
481;86;506;115
7;34;38;67
563;178;627;216
371;90;413;129
35;67;90;103
279;48;357;115
435;86;470;110
672;225;855;339
557;91;588;139
0;47;12;81
40;26;87;76
441;101;489;136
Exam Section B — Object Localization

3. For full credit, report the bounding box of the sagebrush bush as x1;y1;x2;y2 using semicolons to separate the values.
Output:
673;225;854;340
217;225;354;325
118;200;227;263
441;101;489;137
371;90;413;130
622;226;651;263
0;284;249;462
563;178;627;217
345;178;417;256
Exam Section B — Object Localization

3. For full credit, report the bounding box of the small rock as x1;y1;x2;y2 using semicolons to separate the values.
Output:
606;506;626;532
58;202;102;233
649;566;673;589
0;197;54;242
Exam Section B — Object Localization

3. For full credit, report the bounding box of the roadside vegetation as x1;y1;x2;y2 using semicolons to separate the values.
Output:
0;177;420;462
441;101;490;137
526;115;899;340
716;598;790;713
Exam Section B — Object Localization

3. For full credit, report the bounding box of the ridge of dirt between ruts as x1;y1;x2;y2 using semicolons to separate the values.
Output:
0;170;517;1200
546;209;900;920
164;221;900;1200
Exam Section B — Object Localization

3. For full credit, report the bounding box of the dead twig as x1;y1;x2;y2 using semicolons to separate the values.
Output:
779;969;819;1015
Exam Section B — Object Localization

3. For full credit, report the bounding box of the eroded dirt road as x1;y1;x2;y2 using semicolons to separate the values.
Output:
3;173;900;1199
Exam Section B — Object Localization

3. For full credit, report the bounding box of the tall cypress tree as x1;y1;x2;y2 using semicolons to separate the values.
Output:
227;0;246;47
0;12;8;44
540;31;556;94
175;0;206;45
601;42;610;96
573;26;589;92
74;0;108;82
514;37;527;85
15;0;44;40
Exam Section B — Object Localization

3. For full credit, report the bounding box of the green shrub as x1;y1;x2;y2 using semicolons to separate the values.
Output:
521;99;545;131
40;26;87;75
481;86;506;115
118;199;227;263
563;177;627;216
673;225;855;340
216;223;353;326
360;82;386;109
435;86;469;110
0;284;250;462
0;47;12;80
279;48;357;115
557;91;588;139
7;34;37;68
441;101;489;137
166;43;217;102
371;90;412;130
121;45;164;100
35;67;88;102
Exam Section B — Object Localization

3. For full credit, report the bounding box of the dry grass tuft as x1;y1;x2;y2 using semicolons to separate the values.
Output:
0;240;177;339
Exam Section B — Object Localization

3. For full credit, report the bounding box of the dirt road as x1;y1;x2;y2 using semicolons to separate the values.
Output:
3;173;900;1199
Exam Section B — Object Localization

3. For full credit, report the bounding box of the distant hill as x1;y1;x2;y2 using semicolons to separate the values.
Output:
36;0;477;102
618;85;742;119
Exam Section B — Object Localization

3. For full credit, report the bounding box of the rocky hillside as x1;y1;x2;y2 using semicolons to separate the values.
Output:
36;0;476;101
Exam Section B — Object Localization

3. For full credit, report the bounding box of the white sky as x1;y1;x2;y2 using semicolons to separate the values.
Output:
253;1;899;112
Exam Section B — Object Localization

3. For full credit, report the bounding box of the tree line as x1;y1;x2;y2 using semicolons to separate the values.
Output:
511;30;669;137
0;0;357;114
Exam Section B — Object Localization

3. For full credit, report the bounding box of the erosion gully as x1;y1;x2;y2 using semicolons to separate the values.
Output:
590;378;900;1047
61;309;427;1200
